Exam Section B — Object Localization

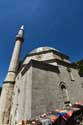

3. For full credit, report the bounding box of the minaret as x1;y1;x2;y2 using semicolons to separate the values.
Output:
0;26;24;125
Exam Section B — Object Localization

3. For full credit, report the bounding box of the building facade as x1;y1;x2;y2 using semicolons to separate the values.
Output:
10;47;83;125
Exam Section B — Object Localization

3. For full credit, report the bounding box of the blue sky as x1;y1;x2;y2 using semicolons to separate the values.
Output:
0;0;83;86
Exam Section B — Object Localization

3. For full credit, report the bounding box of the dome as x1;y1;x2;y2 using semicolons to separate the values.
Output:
29;46;60;54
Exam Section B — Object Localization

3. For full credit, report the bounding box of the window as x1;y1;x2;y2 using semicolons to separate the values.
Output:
59;81;70;106
37;55;42;60
67;67;75;81
18;88;20;93
67;67;71;72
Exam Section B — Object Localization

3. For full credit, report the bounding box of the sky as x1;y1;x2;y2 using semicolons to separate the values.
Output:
0;0;83;86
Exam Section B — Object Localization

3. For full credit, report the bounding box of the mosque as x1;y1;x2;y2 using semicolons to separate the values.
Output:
0;26;83;125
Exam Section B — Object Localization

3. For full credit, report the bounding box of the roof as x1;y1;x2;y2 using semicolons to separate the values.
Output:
29;46;60;54
23;46;69;60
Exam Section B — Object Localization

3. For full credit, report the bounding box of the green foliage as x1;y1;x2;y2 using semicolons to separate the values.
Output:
77;59;83;77
0;87;2;95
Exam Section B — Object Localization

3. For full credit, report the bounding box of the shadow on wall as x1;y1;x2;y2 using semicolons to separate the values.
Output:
0;87;2;95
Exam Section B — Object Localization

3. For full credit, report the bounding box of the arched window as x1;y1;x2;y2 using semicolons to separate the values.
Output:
59;81;70;106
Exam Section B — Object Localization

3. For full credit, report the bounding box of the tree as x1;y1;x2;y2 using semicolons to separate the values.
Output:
76;59;83;77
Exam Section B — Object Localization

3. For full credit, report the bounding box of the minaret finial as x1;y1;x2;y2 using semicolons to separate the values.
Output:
20;25;24;30
16;25;24;41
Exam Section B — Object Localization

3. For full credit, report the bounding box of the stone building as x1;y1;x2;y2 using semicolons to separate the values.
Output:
0;26;83;125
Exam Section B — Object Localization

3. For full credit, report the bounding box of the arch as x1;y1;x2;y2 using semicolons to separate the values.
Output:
59;81;67;90
59;81;70;106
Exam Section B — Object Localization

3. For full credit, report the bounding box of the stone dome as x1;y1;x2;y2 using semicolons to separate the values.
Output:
29;46;60;54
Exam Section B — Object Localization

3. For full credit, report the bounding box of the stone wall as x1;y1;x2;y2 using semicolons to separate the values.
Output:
10;60;83;124
58;65;83;103
10;67;32;125
31;67;64;118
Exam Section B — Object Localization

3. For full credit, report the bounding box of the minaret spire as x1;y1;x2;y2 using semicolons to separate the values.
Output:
16;25;24;40
0;26;24;125
4;25;24;82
